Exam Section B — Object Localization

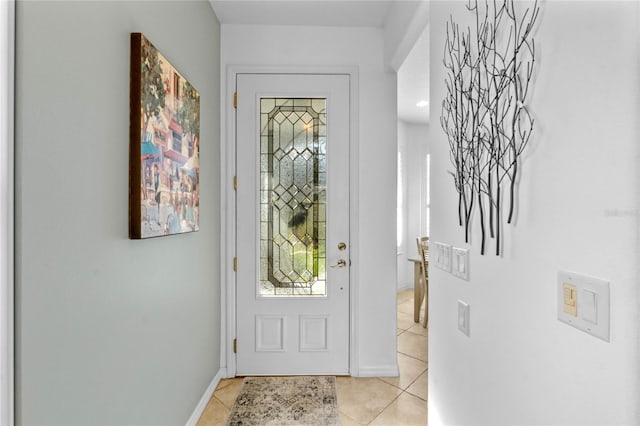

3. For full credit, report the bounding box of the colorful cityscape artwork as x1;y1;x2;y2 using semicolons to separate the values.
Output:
129;33;200;239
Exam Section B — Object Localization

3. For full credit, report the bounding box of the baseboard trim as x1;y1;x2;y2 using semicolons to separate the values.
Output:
185;369;223;426
357;365;399;378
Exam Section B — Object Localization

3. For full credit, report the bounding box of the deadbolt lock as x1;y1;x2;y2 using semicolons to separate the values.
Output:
338;242;347;251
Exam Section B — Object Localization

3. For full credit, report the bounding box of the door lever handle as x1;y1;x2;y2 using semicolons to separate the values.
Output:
329;259;347;268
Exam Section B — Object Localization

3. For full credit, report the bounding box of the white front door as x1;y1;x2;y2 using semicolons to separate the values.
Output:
236;74;350;375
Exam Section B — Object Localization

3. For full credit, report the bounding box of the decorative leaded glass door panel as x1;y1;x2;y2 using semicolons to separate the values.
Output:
260;98;327;296
236;74;350;375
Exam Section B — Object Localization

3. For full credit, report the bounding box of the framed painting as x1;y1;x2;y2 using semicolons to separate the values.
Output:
129;33;200;239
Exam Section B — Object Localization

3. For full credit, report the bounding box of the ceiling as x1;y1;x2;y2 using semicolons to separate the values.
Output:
211;0;395;27
210;0;429;124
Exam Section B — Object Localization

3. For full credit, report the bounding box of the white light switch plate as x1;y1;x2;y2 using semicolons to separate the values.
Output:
452;247;469;280
434;242;452;272
458;300;470;336
557;270;610;342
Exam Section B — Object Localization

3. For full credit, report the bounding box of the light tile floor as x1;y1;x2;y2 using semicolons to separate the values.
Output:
197;289;427;425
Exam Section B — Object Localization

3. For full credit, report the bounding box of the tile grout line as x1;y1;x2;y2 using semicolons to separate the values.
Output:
213;394;233;411
366;390;408;425
338;409;363;426
381;368;427;403
397;350;427;364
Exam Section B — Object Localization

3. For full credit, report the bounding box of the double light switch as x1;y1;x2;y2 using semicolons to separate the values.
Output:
433;242;452;272
558;271;610;342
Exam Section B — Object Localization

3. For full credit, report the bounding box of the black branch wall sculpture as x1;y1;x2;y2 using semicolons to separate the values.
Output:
441;0;539;256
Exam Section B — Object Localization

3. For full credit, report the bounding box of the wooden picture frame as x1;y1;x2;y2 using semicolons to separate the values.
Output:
129;33;200;239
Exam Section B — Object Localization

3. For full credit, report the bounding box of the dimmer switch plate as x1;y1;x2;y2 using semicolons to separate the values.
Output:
562;283;577;316
452;247;469;280
557;270;610;342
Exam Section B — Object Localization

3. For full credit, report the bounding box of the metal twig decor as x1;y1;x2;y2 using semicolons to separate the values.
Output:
441;0;539;255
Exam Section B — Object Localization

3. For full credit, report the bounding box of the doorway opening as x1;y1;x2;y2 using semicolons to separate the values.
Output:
222;68;360;379
396;26;430;293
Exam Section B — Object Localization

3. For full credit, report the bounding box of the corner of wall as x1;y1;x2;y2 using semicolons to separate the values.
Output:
383;0;429;71
185;369;223;426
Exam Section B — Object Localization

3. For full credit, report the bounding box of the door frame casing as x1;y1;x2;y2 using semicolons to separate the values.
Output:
220;66;360;378
1;0;14;423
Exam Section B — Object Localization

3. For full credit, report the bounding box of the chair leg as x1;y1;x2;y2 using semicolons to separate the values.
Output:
414;277;424;323
421;300;428;327
413;262;423;322
421;281;428;328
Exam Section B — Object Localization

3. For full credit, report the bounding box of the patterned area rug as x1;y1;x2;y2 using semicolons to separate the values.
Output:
227;376;340;426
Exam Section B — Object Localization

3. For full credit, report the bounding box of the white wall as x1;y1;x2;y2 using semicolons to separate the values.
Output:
397;120;429;291
221;24;398;376
429;1;639;425
383;0;430;72
15;2;221;424
389;0;430;292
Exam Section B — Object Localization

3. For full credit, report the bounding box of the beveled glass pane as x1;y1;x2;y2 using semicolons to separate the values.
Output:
261;98;275;112
275;98;292;107
259;98;327;297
